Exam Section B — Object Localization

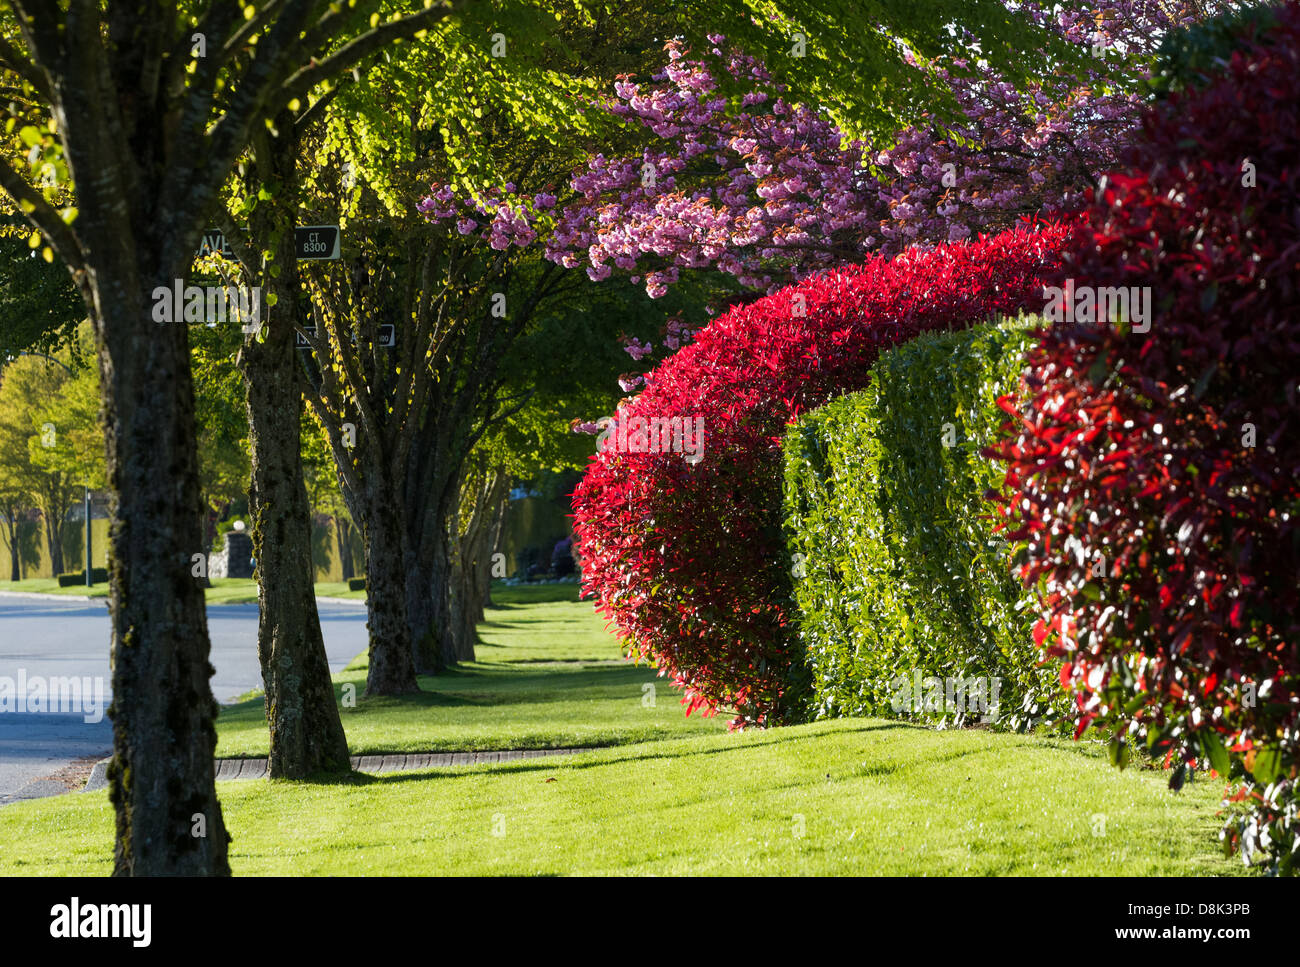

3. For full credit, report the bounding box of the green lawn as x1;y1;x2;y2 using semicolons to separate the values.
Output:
0;582;1246;876
0;718;1242;876
0;577;364;604
215;582;723;756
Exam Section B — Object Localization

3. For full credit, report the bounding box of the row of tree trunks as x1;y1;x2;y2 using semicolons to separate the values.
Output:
481;481;509;613
449;469;510;658
405;465;510;672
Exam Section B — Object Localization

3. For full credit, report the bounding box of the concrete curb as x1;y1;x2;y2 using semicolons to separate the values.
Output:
0;590;106;604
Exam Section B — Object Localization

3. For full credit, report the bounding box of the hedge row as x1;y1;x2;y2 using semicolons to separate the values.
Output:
572;222;1071;727
57;569;109;587
783;318;1067;730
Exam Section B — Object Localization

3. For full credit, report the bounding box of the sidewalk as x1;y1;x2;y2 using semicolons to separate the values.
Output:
81;747;595;790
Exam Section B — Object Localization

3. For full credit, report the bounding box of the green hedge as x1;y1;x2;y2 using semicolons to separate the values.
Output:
57;568;109;587
782;317;1066;730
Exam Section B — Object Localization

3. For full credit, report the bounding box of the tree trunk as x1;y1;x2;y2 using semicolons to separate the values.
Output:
337;516;355;581
236;115;350;779
429;524;461;667
482;487;508;610
243;349;351;776
44;505;64;576
3;505;19;581
96;283;230;877
360;477;420;695
407;530;441;675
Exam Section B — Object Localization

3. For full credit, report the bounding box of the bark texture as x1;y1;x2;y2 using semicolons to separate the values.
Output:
359;471;419;695
235;117;350;778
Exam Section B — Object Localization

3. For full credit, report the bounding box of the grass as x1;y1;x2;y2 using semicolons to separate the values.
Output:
0;719;1243;876
0;576;365;604
0;581;1246;876
215;582;723;756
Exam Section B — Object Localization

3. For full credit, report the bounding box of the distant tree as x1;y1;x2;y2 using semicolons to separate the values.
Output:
0;338;101;576
27;325;105;573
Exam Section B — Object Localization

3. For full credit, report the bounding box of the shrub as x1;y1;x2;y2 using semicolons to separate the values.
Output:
991;5;1300;873
348;577;367;592
57;568;108;587
572;221;1071;727
784;317;1069;729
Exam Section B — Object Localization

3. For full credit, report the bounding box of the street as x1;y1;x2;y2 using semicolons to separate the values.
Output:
0;595;368;802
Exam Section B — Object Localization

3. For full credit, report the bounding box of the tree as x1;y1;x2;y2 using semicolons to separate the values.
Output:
0;360;44;579
0;340;101;578
300;0;707;679
0;220;85;360
28;325;105;574
0;0;469;876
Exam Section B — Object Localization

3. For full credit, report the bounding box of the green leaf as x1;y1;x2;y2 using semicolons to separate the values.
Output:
1252;745;1283;785
1201;729;1229;776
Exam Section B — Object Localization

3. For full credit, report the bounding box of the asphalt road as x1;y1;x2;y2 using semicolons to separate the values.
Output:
0;594;369;802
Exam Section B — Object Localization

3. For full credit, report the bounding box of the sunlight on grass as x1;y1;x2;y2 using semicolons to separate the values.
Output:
0;719;1243;876
214;583;722;756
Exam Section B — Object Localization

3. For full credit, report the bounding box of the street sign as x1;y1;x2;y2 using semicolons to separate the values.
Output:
194;230;235;259
195;225;342;260
295;225;341;260
296;323;395;349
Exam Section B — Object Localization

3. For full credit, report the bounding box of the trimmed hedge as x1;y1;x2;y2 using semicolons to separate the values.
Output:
347;577;367;592
573;223;1071;727
57;569;108;587
784;317;1067;730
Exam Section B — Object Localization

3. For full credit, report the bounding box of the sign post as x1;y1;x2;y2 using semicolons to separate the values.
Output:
84;487;92;587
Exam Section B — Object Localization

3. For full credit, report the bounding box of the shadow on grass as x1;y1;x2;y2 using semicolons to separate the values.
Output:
349;721;924;788
216;659;676;733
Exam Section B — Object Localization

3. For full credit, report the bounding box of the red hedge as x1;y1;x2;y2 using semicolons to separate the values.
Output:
990;5;1300;871
573;221;1071;727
